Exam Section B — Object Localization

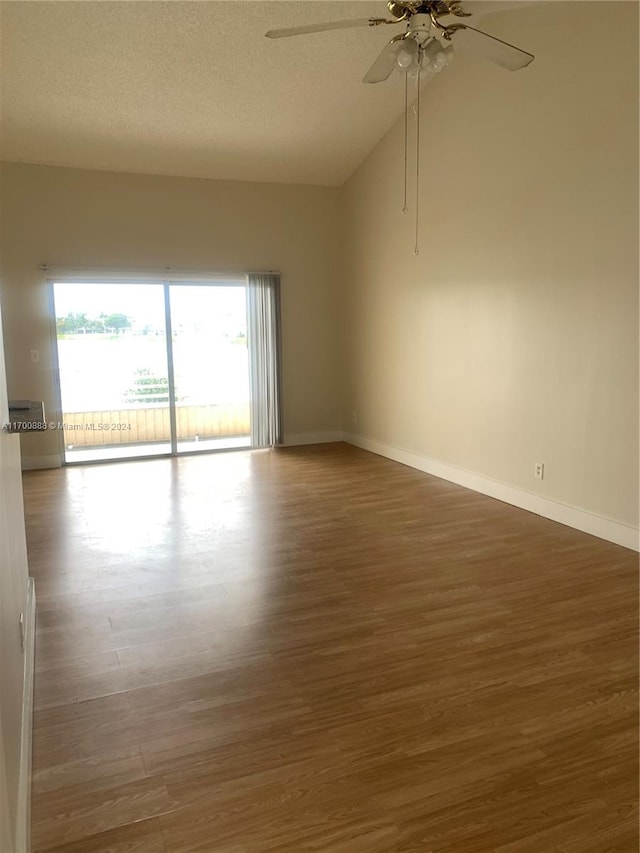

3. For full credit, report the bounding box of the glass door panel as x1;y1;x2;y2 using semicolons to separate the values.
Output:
54;282;172;463
169;285;250;453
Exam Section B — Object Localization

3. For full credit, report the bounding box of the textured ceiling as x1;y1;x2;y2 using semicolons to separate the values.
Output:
0;0;534;186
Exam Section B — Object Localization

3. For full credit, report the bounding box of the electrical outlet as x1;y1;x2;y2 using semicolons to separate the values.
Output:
30;348;40;363
534;462;544;480
351;411;357;425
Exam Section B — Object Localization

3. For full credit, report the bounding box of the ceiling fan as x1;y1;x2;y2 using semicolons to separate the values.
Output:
266;2;534;255
266;1;534;83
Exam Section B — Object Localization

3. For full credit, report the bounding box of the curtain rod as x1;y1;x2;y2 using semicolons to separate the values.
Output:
39;264;280;276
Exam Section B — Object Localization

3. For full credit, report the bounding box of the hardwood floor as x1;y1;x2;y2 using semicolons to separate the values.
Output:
24;443;638;853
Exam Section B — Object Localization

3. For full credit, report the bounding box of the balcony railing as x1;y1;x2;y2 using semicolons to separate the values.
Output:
61;403;250;447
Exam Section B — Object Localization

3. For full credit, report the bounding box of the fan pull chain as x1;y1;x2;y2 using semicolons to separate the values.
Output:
403;71;409;214
414;53;422;255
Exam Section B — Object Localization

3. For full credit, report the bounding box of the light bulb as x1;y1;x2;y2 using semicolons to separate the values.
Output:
423;39;453;73
396;39;418;70
432;52;447;72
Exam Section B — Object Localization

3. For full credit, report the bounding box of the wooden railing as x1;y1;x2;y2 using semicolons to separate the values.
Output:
61;403;250;447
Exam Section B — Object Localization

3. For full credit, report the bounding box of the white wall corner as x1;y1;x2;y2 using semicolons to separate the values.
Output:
343;433;640;553
15;577;35;853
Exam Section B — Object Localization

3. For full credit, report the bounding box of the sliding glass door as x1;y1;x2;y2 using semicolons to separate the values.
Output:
54;282;172;462
169;285;250;453
53;280;250;463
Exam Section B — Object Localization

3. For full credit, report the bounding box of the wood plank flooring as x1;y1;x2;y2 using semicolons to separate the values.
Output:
23;443;638;852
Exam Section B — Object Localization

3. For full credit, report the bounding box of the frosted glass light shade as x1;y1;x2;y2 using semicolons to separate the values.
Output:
396;38;419;69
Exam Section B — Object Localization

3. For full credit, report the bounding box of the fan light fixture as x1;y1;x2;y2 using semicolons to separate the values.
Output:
395;37;453;74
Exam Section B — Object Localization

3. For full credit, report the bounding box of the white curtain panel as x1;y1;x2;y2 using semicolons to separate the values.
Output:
246;273;282;447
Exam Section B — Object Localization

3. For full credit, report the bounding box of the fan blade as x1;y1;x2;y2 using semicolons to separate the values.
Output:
451;24;534;70
438;2;538;23
456;1;532;19
266;18;378;39
363;40;401;84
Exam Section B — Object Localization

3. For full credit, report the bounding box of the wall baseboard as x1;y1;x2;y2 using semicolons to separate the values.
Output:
343;433;639;552
282;431;343;447
21;455;61;471
15;577;35;853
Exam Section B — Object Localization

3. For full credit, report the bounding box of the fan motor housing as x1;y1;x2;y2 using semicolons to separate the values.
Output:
387;1;467;18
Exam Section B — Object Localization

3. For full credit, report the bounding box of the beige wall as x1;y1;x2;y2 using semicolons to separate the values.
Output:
342;1;639;528
0;163;343;465
0;296;30;853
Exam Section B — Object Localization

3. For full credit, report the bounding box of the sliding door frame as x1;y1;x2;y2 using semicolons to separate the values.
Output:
50;275;250;465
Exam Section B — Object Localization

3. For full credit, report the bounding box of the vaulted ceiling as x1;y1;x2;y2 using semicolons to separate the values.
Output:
0;1;536;186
